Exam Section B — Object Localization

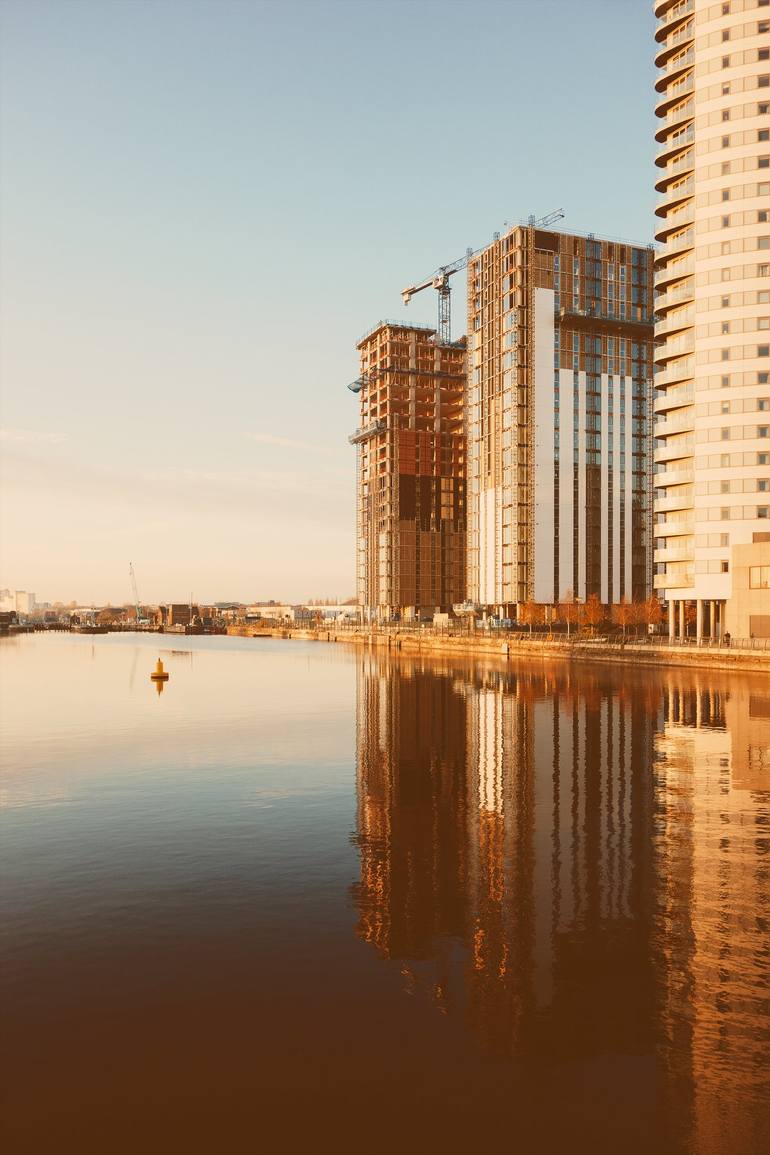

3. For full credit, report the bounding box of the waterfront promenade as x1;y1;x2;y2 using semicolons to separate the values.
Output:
225;623;770;675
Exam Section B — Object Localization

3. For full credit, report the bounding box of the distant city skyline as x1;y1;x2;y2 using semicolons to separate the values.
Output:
0;0;656;603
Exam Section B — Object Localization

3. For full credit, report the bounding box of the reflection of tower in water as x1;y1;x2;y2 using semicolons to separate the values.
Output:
352;652;468;976
353;652;662;1061
654;676;770;1155
464;668;660;1059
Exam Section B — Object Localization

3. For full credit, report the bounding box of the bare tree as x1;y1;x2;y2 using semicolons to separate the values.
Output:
637;594;663;636
612;598;634;638
559;589;581;638
519;601;545;636
583;593;605;634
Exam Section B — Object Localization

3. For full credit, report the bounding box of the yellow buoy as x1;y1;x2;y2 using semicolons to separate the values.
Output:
150;657;169;694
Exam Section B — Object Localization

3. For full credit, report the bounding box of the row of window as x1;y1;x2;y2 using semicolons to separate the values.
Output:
697;504;770;518
698;342;770;361
697;316;770;340
703;1;770;21
701;55;770;76
697;235;770;258
696;533;731;547
705;131;770;154
695;560;731;573
695;423;770;439
700;179;770;205
696;396;770;413
694;369;770;388
699;155;770;181
703;211;770;232
695;449;770;465
702;98;770;125
696;293;770;319
695;477;770;492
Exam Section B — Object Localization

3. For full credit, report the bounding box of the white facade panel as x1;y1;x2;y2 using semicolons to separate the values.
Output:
577;371;587;600
600;373;610;604
612;378;621;602
624;375;633;600
479;487;500;607
533;288;556;604
558;369;575;601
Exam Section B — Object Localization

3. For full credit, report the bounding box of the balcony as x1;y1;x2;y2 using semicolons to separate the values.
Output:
655;307;694;339
654;279;694;313
655;254;694;292
655;203;694;243
654;440;694;464
653;357;694;391
656;177;694;216
654;570;694;590
655;0;695;41
654;412;695;439
655;518;694;538
655;125;695;168
655;97;695;142
654;385;694;414
656;73;695;119
654;330;695;365
654;491;693;514
657;227;694;260
654;467;694;487
654;17;695;66
655;48;694;93
655;153;695;194
655;545;694;563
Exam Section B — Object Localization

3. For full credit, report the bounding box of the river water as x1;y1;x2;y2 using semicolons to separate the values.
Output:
1;632;769;1154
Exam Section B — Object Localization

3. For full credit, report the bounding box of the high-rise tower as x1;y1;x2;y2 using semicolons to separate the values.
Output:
350;322;466;621
466;226;655;614
654;0;770;640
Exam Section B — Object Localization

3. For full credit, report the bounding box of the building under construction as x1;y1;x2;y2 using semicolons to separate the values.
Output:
466;224;655;613
350;322;466;621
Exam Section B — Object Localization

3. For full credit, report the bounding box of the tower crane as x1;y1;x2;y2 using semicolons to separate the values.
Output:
129;561;146;626
401;248;475;345
401;212;563;344
527;208;565;229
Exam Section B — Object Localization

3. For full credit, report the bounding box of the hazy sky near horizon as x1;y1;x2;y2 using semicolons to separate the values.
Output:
0;0;655;605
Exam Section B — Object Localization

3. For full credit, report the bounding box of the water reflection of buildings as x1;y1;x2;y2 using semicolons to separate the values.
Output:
655;677;770;1155
352;652;770;1149
353;652;663;1061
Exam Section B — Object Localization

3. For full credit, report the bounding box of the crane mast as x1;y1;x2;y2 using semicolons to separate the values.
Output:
129;562;143;625
401;248;475;344
400;212;563;344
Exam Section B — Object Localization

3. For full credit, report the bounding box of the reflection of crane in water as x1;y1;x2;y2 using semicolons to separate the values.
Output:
128;647;139;692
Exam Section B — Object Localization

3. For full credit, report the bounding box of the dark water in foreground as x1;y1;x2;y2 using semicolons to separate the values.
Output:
1;633;769;1154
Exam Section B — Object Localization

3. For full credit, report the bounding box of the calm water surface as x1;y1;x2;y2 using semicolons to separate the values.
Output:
1;633;769;1154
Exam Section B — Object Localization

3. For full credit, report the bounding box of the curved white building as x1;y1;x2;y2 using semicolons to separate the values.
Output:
654;0;770;640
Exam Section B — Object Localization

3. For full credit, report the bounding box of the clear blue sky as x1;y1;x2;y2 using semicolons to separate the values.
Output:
0;0;655;605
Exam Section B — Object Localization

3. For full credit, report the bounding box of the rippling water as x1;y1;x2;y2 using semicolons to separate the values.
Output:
1;633;768;1154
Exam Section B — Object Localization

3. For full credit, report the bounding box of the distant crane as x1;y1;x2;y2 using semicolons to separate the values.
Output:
129;562;147;626
401;210;564;344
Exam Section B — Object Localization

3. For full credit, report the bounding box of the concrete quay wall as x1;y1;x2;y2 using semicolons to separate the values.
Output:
341;632;770;674
226;625;770;674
